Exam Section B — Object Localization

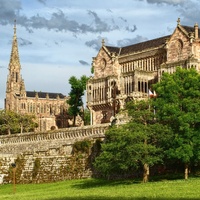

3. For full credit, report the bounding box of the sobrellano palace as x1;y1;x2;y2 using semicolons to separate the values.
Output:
86;18;200;125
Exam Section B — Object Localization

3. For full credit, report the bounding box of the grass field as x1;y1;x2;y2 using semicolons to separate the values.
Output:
0;177;200;200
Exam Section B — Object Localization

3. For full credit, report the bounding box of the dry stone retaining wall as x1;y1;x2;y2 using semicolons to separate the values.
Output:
0;124;109;184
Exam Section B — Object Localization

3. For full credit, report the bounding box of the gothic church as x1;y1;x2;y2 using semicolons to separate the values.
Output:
5;23;70;131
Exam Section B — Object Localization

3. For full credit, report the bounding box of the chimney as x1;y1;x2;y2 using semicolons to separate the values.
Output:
194;23;198;39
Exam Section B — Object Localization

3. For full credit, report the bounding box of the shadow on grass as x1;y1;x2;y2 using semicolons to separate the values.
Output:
46;197;200;200
71;178;141;189
71;174;199;190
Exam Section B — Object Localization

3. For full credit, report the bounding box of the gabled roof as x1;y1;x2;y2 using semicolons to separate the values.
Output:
105;35;170;57
120;35;170;55
26;91;66;99
105;46;120;54
181;25;200;38
182;25;194;34
104;24;200;57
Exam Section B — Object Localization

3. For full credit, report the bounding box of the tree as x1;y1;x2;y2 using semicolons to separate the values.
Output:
83;108;90;126
94;100;168;182
0;110;38;135
0;110;19;135
67;75;89;126
126;100;170;182
18;114;38;133
153;68;200;179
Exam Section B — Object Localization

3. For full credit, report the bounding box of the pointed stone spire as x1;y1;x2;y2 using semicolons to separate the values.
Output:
9;20;21;70
5;20;23;108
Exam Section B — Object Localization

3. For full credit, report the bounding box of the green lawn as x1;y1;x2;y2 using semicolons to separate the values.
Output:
0;178;200;200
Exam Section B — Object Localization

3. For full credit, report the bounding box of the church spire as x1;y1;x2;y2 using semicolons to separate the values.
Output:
5;20;24;111
9;20;21;70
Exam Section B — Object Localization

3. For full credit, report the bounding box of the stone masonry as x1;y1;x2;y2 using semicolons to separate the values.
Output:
87;18;200;125
0;123;109;184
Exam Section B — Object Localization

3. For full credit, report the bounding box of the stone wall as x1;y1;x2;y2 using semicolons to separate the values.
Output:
0;123;109;184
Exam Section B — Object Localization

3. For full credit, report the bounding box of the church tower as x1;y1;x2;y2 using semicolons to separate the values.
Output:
5;21;25;111
4;21;78;131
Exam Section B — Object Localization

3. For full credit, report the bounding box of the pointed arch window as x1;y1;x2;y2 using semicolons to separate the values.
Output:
176;39;183;60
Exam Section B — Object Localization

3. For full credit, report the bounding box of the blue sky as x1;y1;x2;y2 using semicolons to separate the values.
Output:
0;0;200;108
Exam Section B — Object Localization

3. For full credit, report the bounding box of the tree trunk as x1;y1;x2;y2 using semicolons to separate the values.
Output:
82;105;85;125
185;163;189;180
73;115;76;127
8;128;11;135
143;163;149;183
20;123;23;134
143;136;149;183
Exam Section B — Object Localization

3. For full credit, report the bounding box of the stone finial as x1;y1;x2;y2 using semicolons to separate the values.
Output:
194;22;199;39
177;18;180;26
189;32;194;43
35;92;38;98
102;39;105;46
111;52;116;58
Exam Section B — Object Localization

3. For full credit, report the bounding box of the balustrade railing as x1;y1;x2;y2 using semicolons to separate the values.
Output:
0;123;109;145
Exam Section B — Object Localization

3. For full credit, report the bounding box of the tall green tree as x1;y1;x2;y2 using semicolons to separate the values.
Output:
67;75;89;126
94;100;168;182
153;67;200;179
126;100;170;182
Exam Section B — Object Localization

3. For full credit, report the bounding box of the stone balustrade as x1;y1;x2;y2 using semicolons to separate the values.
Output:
0;123;109;145
0;123;110;183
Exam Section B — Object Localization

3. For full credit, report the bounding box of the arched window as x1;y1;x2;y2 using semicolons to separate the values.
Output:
176;39;183;60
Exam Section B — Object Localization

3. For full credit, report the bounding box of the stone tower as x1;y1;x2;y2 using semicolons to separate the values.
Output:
4;22;72;131
5;21;26;111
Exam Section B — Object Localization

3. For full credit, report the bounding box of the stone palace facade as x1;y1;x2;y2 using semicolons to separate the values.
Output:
87;18;200;125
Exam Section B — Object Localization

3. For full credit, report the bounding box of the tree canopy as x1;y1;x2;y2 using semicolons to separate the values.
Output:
0;110;37;135
94;68;200;181
153;67;200;179
67;75;89;126
95;100;169;182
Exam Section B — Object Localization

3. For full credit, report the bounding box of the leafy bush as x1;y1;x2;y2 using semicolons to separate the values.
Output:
73;140;91;154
